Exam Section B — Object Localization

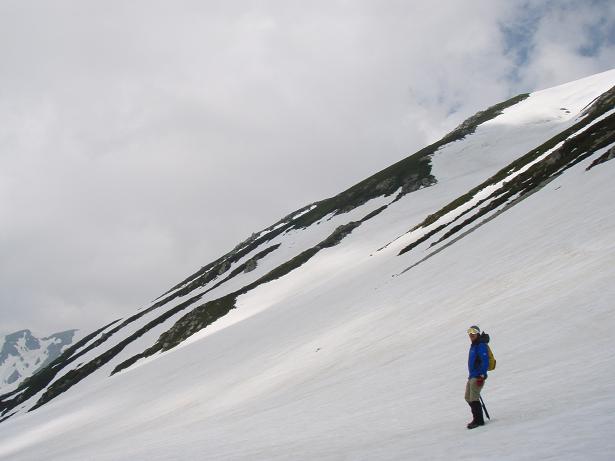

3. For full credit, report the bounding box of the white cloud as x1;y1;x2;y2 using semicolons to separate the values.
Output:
504;0;615;90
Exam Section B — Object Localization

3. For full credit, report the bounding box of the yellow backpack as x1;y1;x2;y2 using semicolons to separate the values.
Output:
478;331;496;371
487;344;496;371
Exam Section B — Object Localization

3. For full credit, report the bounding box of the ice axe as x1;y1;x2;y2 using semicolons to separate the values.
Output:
480;395;491;420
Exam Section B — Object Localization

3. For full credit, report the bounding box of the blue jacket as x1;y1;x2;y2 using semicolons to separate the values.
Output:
468;341;489;378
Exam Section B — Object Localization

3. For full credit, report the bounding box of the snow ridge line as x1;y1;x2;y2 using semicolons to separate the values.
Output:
395;92;615;265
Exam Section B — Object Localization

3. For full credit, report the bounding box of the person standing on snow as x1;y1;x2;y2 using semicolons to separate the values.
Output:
465;325;489;429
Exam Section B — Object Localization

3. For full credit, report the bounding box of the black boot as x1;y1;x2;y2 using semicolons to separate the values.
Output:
466;401;474;427
467;401;485;429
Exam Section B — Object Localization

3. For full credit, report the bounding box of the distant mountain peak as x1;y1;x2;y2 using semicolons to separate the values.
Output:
0;329;77;393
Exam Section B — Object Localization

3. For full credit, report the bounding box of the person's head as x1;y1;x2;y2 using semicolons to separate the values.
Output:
467;325;480;342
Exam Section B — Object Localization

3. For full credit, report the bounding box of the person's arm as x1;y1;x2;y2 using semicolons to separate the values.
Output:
477;344;489;377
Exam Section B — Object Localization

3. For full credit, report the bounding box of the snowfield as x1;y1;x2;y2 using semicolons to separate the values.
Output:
0;70;614;460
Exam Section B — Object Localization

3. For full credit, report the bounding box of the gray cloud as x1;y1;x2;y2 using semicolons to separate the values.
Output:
1;1;613;336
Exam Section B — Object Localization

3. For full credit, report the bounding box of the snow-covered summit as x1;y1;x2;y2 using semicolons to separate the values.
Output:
0;329;77;394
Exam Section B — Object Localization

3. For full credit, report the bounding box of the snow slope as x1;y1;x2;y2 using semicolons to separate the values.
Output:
0;69;614;460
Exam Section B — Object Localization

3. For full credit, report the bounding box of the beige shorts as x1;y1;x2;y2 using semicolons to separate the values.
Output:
465;377;485;403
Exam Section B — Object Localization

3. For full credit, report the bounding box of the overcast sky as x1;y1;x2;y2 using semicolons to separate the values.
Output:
1;0;614;338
